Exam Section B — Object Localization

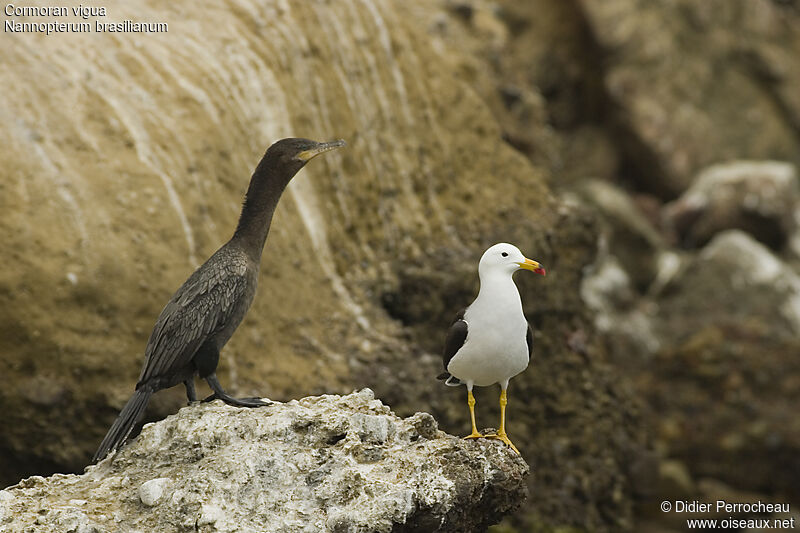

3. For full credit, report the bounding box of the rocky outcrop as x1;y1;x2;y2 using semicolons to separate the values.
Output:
0;390;528;533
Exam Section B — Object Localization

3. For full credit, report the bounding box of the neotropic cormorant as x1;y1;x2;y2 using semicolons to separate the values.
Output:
437;243;545;454
93;137;345;462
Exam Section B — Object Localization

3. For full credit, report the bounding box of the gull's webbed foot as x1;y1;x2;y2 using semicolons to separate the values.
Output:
486;431;520;454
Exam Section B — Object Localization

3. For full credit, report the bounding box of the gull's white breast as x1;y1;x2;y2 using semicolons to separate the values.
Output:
447;296;530;387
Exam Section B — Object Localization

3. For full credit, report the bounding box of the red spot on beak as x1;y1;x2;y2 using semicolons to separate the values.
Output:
535;267;546;276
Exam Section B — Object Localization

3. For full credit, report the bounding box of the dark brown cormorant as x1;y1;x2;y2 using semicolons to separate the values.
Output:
93;137;345;462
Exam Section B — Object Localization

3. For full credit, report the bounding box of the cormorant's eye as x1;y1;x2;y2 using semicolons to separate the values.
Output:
501;252;508;257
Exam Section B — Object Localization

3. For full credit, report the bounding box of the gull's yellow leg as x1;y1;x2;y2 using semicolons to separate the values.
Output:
487;388;520;454
464;389;483;439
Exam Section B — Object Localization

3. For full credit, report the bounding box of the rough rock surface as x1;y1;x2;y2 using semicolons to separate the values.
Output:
0;390;529;533
580;253;662;358
454;0;800;201
592;229;800;504
573;179;666;290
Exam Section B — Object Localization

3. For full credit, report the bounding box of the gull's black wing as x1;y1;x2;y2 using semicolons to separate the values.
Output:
437;308;468;380
526;322;533;361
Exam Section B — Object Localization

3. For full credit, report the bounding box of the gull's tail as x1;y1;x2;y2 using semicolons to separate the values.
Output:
436;372;463;387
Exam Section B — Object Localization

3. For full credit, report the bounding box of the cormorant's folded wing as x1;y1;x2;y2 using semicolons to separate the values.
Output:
137;254;247;386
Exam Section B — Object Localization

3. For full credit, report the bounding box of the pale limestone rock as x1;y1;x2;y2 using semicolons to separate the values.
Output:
0;391;528;533
137;478;171;507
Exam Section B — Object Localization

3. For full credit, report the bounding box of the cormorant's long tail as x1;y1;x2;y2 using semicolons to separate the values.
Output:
92;388;152;462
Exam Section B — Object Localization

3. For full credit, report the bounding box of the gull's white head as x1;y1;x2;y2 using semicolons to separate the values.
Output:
478;243;546;279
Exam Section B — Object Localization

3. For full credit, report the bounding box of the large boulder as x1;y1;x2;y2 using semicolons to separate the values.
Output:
0;390;529;532
657;230;800;342
664;160;800;251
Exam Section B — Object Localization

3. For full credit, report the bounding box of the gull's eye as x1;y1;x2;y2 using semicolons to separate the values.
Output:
501;252;508;257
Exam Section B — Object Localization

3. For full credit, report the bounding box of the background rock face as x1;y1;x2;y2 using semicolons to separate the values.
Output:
0;390;529;532
1;1;646;531
0;0;545;475
4;0;800;531
579;0;800;197
437;0;800;530
664;161;800;251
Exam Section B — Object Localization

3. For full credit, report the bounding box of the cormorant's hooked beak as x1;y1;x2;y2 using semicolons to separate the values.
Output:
517;257;546;275
295;139;346;162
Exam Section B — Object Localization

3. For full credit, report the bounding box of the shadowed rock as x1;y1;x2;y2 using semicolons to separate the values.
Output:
0;390;528;533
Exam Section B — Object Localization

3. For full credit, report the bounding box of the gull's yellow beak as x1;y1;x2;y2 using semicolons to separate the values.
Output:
517;258;546;275
295;139;346;162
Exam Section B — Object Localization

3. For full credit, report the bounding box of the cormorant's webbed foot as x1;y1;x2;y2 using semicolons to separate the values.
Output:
204;373;271;407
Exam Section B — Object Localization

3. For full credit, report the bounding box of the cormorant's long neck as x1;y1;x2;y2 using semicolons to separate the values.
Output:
231;158;294;261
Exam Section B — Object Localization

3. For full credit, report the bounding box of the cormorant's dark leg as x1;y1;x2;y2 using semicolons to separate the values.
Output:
194;340;270;407
184;379;197;403
204;373;270;407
